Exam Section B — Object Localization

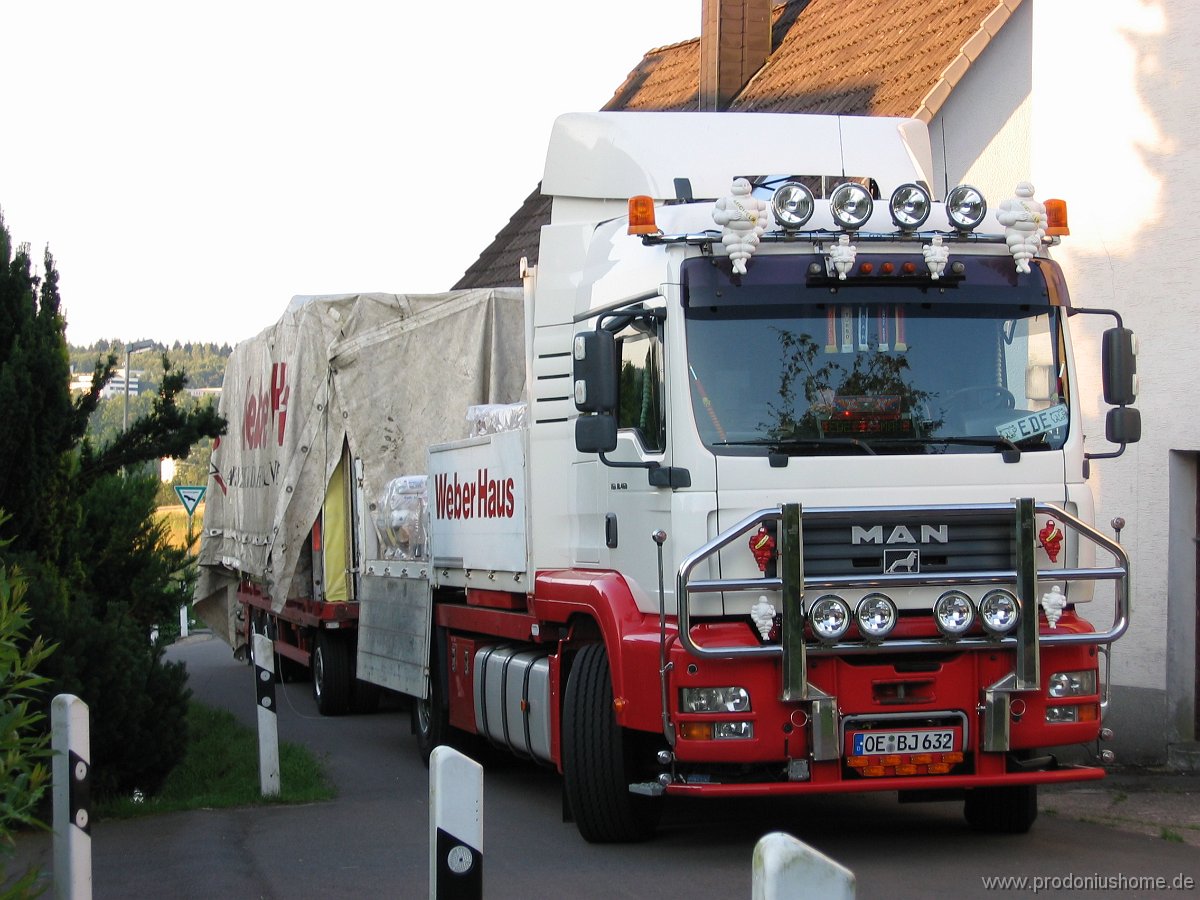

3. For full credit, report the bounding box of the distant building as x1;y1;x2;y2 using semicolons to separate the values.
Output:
69;368;145;399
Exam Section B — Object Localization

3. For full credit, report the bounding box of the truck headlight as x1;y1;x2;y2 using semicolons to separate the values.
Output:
979;589;1019;635
809;595;851;641
713;721;754;740
1045;705;1079;723
680;686;751;713
856;593;898;640
1048;670;1097;698
934;590;975;637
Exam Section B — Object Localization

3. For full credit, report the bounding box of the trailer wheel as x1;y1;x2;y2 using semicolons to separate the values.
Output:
964;784;1038;833
563;643;662;843
312;631;352;716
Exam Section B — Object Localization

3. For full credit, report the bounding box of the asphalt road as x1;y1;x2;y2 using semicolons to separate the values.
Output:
16;633;1200;898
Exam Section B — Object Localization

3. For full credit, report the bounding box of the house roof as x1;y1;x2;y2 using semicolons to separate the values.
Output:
454;0;1020;290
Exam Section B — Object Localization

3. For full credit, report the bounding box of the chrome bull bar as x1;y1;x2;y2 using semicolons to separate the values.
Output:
675;500;1130;703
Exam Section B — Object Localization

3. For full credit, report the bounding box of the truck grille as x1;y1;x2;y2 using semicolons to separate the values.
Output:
801;508;1015;577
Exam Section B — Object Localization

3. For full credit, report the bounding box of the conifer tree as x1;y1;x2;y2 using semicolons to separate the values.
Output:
0;208;225;797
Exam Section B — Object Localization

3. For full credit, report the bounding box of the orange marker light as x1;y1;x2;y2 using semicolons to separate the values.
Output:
678;721;713;741
859;262;874;275
1045;198;1070;236
628;195;659;235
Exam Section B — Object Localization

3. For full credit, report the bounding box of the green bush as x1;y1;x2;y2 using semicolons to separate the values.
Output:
0;536;55;896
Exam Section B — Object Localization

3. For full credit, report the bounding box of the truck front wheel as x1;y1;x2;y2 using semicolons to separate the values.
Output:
964;784;1038;833
563;643;663;843
312;631;352;716
412;664;449;765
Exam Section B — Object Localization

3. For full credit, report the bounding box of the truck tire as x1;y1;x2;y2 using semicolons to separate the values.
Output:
563;643;662;843
351;678;382;714
412;661;450;765
312;631;352;716
964;784;1038;833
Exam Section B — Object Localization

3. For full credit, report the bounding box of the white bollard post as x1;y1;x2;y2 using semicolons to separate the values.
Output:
51;694;92;900
753;831;855;900
179;604;189;639
252;632;280;797
429;746;482;900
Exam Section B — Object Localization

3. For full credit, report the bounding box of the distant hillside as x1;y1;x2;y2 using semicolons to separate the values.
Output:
68;340;232;390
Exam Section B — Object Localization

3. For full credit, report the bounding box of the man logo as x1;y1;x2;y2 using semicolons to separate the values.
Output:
851;524;948;545
884;549;920;573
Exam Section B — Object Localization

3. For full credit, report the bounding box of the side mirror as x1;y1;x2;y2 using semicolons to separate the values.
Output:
575;413;617;453
1101;327;1138;406
1106;406;1141;445
573;331;618;413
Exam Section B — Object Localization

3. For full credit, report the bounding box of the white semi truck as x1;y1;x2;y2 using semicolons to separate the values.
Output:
196;112;1139;842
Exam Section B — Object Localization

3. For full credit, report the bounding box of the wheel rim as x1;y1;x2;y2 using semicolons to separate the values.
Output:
313;646;324;699
416;696;431;737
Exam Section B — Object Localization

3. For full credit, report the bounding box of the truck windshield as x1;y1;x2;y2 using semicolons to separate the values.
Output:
682;255;1069;457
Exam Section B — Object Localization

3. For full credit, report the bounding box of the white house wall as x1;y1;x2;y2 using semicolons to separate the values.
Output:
1033;0;1198;759
930;0;1199;761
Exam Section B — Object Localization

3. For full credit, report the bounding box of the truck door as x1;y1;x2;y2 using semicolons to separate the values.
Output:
599;316;672;600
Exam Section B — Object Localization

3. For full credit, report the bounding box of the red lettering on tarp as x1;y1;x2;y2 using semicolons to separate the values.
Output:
270;363;289;447
241;364;292;450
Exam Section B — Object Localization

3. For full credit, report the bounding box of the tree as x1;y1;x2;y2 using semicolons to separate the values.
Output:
0;521;55;895
0;208;225;799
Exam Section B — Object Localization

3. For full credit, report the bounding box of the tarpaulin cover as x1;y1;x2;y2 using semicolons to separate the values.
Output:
194;289;526;646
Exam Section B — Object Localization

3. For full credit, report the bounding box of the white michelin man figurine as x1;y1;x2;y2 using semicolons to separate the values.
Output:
713;177;768;275
750;597;777;640
996;182;1046;274
923;234;949;279
1040;584;1067;629
828;233;857;280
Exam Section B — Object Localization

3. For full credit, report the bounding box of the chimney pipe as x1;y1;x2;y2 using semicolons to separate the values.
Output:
699;0;772;112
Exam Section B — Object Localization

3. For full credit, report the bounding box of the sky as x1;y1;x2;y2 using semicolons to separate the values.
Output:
0;1;698;347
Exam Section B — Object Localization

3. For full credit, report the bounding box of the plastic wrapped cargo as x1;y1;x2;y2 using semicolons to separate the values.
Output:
374;475;428;561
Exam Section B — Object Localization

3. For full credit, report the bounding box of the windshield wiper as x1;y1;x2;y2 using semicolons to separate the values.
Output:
715;437;878;457
871;435;1022;463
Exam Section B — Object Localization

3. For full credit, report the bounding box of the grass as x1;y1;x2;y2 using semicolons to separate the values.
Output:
96;701;335;819
155;503;204;551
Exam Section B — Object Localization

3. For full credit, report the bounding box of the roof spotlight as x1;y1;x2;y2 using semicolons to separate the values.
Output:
946;184;987;232
829;183;874;231
771;182;815;230
889;183;931;230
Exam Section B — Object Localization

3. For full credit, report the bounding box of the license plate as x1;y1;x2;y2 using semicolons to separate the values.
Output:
850;728;957;756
